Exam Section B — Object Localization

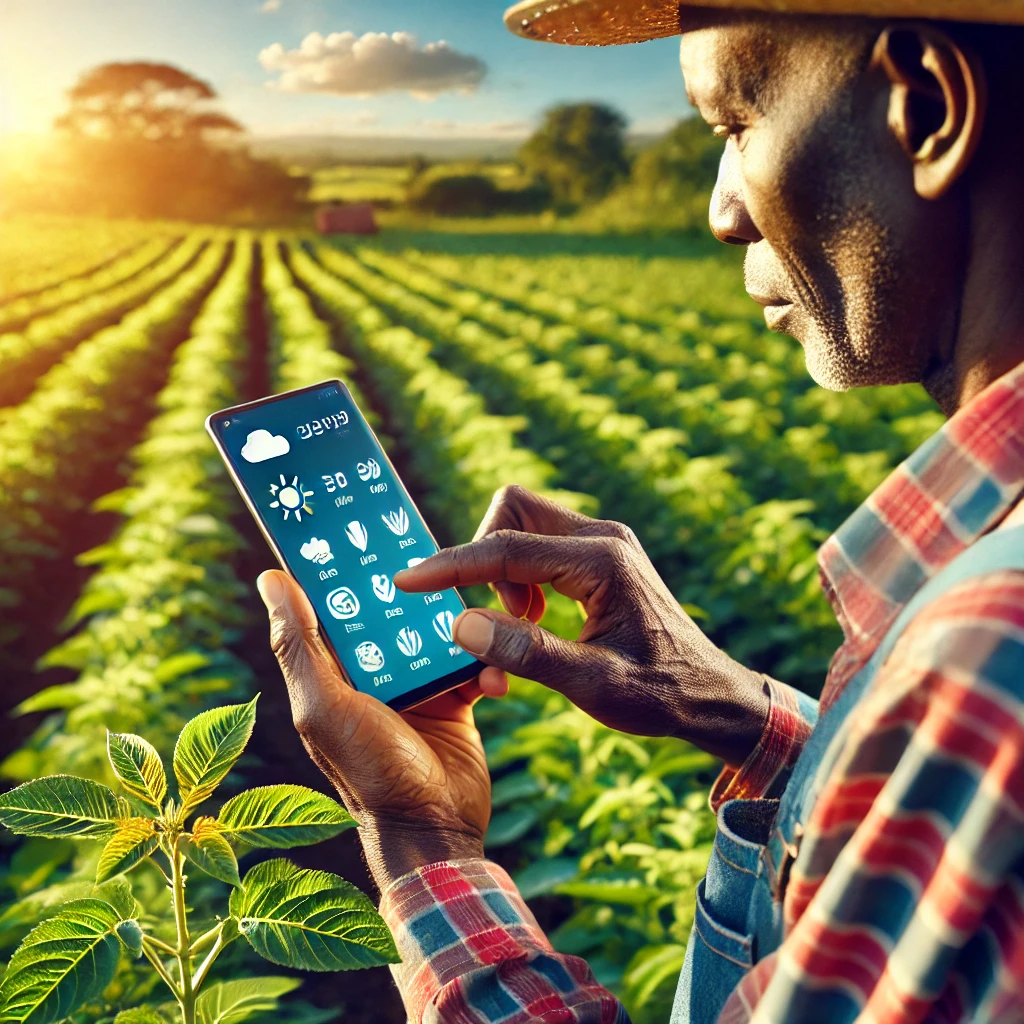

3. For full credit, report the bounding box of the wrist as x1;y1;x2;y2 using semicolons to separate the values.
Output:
358;817;486;891
674;657;771;769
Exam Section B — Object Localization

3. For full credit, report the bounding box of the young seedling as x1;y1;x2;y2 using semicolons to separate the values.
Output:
0;696;399;1024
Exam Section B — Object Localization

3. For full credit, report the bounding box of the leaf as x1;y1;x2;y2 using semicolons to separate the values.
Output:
183;817;240;887
0;898;129;1023
622;943;687;1011
96;819;159;884
512;857;579;900
113;1009;175;1024
484;807;538;848
0;776;128;840
106;732;167;813
555;876;662;907
217;786;354;849
230;859;399;971
173;697;258;813
153;651;211;685
195;976;301;1024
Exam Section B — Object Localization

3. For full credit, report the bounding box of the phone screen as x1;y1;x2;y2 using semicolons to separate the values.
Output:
207;379;483;710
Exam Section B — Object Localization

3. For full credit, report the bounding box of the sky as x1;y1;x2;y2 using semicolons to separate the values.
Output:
0;0;692;142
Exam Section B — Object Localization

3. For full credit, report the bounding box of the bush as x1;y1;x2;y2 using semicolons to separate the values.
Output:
407;174;503;217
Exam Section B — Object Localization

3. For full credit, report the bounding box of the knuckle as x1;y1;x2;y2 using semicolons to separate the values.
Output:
603;519;636;544
603;535;635;572
502;624;550;672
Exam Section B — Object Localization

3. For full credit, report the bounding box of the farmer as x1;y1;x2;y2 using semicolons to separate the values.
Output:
256;0;1024;1020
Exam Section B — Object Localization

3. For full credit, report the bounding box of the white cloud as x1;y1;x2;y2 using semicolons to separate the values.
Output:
241;429;290;463
261;0;281;11
259;31;486;98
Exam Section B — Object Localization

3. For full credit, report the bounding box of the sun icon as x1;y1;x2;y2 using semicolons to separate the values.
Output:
269;474;314;522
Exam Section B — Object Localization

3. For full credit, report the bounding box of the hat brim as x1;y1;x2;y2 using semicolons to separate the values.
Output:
504;0;1024;45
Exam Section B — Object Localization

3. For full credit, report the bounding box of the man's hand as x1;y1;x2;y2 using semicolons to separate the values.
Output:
257;570;490;890
394;486;770;768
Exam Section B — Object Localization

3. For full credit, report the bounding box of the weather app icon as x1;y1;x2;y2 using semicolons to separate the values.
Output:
357;459;381;482
300;537;333;565
354;641;385;672
269;474;314;522
433;610;455;643
241;429;290;464
396;627;423;658
325;587;360;620
371;574;396;603
345;521;369;552
381;508;410;537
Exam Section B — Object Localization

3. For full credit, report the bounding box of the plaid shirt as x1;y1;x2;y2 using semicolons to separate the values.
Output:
379;360;1024;1024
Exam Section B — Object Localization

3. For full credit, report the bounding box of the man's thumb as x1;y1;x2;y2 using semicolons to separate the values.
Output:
256;570;349;734
453;608;601;693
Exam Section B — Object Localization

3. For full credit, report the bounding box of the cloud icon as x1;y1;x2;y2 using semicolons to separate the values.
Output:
241;429;290;464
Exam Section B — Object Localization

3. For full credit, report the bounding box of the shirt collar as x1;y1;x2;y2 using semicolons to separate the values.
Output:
818;359;1024;646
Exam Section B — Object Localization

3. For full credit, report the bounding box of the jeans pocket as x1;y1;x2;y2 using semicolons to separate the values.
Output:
692;877;755;969
671;800;778;1024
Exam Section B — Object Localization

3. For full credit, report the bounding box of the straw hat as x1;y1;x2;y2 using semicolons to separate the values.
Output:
504;0;1024;45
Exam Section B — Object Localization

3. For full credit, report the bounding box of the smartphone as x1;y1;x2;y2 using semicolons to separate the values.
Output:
206;379;484;712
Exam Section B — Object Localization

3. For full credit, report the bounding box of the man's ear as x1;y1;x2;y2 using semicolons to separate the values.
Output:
870;23;987;199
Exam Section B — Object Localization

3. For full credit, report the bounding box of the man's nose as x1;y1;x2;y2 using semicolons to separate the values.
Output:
709;146;762;246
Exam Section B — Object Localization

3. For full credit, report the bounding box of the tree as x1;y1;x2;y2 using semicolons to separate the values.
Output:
37;60;307;223
519;103;630;208
630;116;723;198
55;62;243;143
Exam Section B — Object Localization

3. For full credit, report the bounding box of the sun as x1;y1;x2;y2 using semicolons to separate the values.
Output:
269;474;314;521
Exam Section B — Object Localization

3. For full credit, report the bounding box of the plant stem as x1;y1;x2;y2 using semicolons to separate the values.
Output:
170;837;196;1024
191;922;227;991
141;940;184;1003
190;922;223;955
145;933;179;957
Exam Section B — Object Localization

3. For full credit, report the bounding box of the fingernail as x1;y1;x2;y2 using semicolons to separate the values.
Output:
257;572;285;613
455;611;494;656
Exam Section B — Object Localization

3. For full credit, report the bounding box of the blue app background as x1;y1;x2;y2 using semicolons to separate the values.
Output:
212;380;479;705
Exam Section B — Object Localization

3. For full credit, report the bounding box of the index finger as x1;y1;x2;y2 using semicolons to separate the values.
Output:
394;531;607;602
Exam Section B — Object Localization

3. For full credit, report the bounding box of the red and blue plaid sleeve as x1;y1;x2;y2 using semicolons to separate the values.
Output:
710;675;818;811
720;571;1024;1023
379;859;631;1024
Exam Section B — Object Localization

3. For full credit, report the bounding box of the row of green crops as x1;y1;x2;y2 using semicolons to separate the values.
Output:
0;236;178;336
0;218;161;303
395;245;943;524
4;237;253;783
0;234;213;408
0;240;229;650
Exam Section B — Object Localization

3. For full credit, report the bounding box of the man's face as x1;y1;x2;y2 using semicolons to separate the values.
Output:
680;15;966;392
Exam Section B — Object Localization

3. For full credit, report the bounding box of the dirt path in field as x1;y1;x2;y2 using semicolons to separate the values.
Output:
227;244;409;1024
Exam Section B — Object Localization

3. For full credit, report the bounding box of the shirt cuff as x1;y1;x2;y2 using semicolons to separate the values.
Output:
378;859;555;1023
709;675;819;811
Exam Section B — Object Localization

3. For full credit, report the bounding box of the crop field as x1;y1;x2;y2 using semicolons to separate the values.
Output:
0;218;943;1023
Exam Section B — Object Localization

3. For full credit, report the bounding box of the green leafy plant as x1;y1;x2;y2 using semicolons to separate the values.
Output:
0;697;399;1024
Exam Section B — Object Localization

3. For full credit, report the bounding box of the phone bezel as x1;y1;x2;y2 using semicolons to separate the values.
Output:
205;378;486;713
